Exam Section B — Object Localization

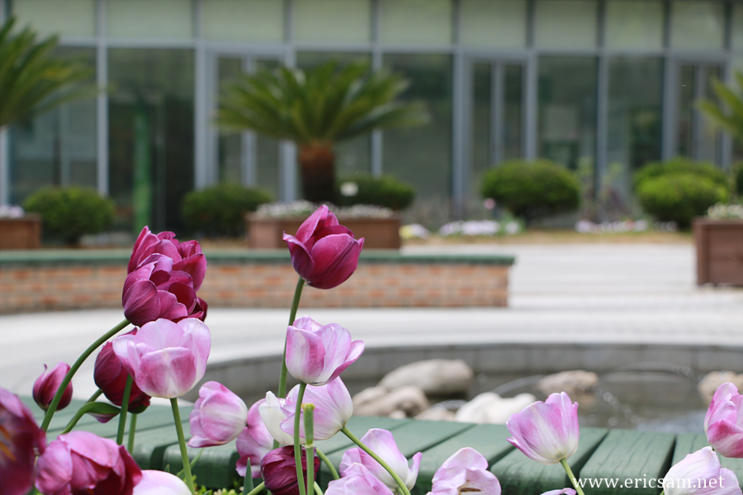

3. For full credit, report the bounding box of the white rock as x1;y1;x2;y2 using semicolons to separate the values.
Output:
353;385;429;417
378;359;474;395
415;407;456;421
454;392;536;424
538;370;598;397
389;410;407;419
699;371;743;404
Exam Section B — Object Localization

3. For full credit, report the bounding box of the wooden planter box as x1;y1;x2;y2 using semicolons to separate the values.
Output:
247;214;402;249
0;215;41;249
693;217;743;285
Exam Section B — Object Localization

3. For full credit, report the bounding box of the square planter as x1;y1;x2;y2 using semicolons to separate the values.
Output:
0;215;41;249
246;214;402;249
693;217;743;286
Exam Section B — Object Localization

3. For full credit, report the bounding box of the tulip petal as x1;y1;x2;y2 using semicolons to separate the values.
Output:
122;280;161;327
285;326;327;384
307;234;364;290
174;253;207;291
134;470;192;495
340;428;417;490
283;234;315;280
137;347;197;399
294;205;328;244
35;439;72;494
706;420;743;458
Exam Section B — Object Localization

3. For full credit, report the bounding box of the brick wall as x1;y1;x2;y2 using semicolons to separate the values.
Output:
0;257;509;314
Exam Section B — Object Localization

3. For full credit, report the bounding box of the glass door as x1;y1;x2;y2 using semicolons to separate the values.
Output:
675;61;724;164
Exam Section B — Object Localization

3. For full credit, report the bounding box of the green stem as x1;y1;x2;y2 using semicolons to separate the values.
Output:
317;448;339;480
314;482;324;495
87;389;103;402
245;482;265;495
61;402;119;434
293;383;308;495
306;443;315;495
41;318;130;432
341;426;411;495
560;458;585;495
127;413;137;453
171;399;195;495
116;375;133;445
305;404;315;495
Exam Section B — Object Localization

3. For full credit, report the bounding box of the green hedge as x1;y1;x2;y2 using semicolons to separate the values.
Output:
181;184;272;237
633;157;730;192
336;175;415;210
636;174;728;228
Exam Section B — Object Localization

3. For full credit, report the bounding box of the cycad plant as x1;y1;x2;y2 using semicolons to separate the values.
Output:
217;60;428;203
0;17;93;129
697;71;743;146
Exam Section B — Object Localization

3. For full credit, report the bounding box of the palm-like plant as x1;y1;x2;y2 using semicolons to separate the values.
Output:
218;60;428;203
0;17;93;129
697;71;743;147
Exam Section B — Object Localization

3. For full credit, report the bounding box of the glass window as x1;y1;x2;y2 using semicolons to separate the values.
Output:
607;58;663;206
470;63;491;201
460;0;527;48
203;0;284;42
383;54;452;204
217;58;243;186
670;1;724;50
380;0;452;45
605;0;664;50
295;0;371;44
14;0;95;38
535;0;597;49
10;48;97;205
732;3;743;51
538;56;597;172
108;0;193;39
108;49;194;234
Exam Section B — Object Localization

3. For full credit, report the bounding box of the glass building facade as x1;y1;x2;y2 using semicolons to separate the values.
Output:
2;0;743;231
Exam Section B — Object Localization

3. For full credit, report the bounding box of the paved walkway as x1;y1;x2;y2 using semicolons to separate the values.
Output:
3;243;742;400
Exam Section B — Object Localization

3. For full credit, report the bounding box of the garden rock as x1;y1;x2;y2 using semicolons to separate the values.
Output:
378;359;474;395
454;392;535;424
353;385;429;417
699;371;743;404
415;407;456;421
538;370;598;398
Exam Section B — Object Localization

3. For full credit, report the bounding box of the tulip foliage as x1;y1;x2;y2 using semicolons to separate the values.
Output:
6;206;743;495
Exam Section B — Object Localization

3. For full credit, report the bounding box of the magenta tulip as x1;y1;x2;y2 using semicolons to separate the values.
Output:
340;429;421;492
261;446;321;495
705;382;743;458
427;447;500;495
507;392;579;465
663;447;741;495
278;377;354;442
35;431;141;495
33;362;73;411
0;388;46;495
188;381;248;448
236;398;276;478
94;341;151;412
282;205;364;289
285;316;364;386
112;318;211;399
128;226;206;290
326;464;395;495
132;470;190;495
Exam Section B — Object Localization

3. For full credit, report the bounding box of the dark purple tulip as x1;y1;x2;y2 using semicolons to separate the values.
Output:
282;205;364;289
32;362;73;411
0;388;47;495
35;431;141;495
128;227;206;291
94;341;151;414
261;446;321;495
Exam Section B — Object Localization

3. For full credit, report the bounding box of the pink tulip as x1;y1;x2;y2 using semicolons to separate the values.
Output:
278;377;354;442
259;392;296;446
236;398;276;478
132;470;190;495
261;446;320;495
427;447;500;495
0;388;46;495
507;392;579;465
94;341;151;411
705;382;743;458
188;381;248;448
33;362;73;411
285;316;365;386
326;464;395;495
283;205;364;289
663;447;741;495
340;429;422;492
112;318;211;399
35;431;141;495
128;227;206;290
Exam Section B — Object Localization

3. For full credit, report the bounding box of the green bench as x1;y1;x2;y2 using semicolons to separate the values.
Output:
22;396;743;494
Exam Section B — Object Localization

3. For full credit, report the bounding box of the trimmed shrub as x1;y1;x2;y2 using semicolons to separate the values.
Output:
336;175;415;211
633;157;730;192
23;187;115;245
480;160;581;224
181;184;272;237
734;162;743;197
636;173;728;228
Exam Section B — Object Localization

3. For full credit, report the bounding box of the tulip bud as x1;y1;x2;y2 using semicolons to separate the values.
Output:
282;205;364;289
94;341;151;410
663;447;740;495
705;382;743;458
188;381;248;448
261;446;320;495
507;392;580;465
133;470;191;495
0;388;47;495
285;316;364;386
428;447;501;495
128;227;207;291
32;362;73;411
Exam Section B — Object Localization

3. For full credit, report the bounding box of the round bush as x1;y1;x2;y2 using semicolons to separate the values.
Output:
636;174;729;228
181;184;272;237
633;157;730;192
480;160;581;223
336;175;415;211
23;187;115;245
